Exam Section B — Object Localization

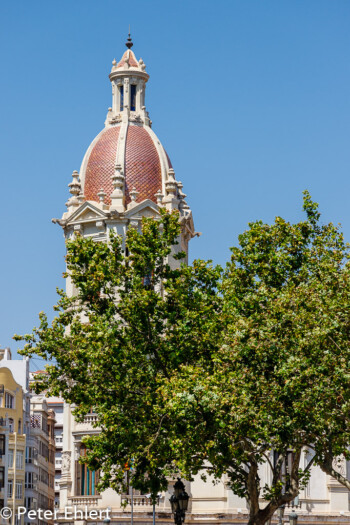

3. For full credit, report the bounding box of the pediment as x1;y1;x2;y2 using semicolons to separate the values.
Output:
124;199;160;219
66;202;107;225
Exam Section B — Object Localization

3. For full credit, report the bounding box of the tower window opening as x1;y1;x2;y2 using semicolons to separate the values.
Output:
130;85;136;111
119;85;124;111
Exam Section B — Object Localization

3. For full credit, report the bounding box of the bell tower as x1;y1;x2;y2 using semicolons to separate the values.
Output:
107;33;151;127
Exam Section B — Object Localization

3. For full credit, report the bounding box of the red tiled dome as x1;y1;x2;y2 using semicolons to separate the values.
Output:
82;125;166;206
84;127;120;205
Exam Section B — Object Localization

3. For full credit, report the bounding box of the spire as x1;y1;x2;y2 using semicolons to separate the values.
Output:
126;27;133;49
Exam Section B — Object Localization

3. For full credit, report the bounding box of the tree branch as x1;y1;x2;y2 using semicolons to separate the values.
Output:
319;452;350;491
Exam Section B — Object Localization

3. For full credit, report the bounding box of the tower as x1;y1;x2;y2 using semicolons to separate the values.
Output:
54;36;197;517
55;35;196;294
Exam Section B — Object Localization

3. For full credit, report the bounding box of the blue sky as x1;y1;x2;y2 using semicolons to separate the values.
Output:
1;1;350;362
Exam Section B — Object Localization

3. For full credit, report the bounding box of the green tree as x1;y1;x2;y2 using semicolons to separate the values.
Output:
158;192;350;524
16;196;350;525
16;209;222;496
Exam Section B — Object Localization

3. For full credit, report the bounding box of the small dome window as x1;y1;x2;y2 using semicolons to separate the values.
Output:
130;85;136;111
119;85;124;111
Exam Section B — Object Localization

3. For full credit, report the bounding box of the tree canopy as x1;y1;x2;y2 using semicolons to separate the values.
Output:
16;194;350;525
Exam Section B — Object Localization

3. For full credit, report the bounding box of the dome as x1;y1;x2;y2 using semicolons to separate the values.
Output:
60;38;195;263
62;39;186;216
80;124;172;206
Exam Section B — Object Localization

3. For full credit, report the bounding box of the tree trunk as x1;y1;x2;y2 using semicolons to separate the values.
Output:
245;448;302;524
247;511;273;525
248;506;278;525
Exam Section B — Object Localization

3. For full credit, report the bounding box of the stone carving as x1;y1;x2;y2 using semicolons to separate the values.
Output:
129;114;142;123
74;444;81;461
332;456;346;476
62;451;71;473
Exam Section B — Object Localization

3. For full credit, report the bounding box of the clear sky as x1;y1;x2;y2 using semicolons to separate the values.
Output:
1;0;350;363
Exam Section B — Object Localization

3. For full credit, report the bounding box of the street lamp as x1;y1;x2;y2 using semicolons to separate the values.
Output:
170;478;190;525
288;510;298;525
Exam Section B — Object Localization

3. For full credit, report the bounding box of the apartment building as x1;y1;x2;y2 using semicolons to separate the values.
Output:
0;348;29;525
46;397;63;507
24;395;56;525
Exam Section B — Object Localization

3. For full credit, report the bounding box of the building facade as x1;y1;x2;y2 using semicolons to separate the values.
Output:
29;375;64;509
46;397;64;508
0;348;30;525
0;351;57;525
25;395;56;525
52;38;350;524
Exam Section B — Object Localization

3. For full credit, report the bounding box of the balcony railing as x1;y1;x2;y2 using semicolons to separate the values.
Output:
122;495;162;507
68;496;101;507
83;414;99;425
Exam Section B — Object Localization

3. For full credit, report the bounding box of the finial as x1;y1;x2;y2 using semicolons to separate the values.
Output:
165;169;177;197
110;164;125;213
155;190;164;206
68;170;81;197
177;181;187;199
66;170;81;211
97;188;106;203
126;27;133;49
130;187;139;202
77;192;85;205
